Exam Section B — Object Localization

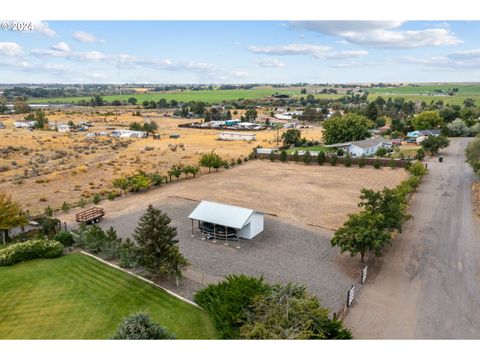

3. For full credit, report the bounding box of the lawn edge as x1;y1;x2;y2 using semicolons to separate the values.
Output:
79;251;200;308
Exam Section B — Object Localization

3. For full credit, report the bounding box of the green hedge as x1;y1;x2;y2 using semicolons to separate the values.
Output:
0;239;64;266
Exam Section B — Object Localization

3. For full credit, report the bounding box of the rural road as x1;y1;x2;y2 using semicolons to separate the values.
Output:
345;137;480;339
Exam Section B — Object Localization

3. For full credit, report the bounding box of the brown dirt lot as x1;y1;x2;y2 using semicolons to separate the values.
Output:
59;160;408;230
0;109;323;214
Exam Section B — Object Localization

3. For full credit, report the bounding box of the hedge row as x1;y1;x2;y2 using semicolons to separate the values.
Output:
0;239;64;266
256;152;406;168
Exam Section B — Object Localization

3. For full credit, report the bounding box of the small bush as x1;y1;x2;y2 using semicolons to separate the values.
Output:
373;159;381;169
317;151;326;165
194;275;270;339
61;201;70;212
292;150;300;162
344;153;352;167
54;231;74;247
358;156;367;168
408;161;428;177
93;193;101;204
112;312;176;340
269;152;275;162
44;205;54;217
280;150;287;162
336;148;344;156
329;154;338;166
0;239;63;266
237;158;243;165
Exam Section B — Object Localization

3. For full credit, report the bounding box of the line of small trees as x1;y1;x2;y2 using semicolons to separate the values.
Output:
265;149;405;169
330;161;428;262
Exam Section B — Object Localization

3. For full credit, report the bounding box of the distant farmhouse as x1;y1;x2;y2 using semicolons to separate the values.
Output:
326;137;393;157
218;132;256;141
110;130;147;138
406;130;441;138
13;120;36;128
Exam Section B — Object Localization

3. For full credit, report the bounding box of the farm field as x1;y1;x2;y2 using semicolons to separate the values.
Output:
27;87;300;104
0;253;217;339
25;83;480;106
0;110;323;214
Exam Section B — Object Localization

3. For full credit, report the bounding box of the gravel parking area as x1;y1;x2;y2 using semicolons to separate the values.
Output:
80;197;362;311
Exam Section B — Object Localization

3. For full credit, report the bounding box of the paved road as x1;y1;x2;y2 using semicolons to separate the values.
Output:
345;138;480;339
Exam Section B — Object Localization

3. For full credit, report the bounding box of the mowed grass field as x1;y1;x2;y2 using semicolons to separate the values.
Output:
0;253;218;339
28;88;300;104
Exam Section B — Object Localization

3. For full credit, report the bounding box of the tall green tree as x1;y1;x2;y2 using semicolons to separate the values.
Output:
411;111;443;130
113;176;131;196
199;150;225;173
466;136;480;176
322;114;371;144
134;205;188;280
281;129;301;147
421;135;450;155
0;192;28;243
240;283;352;339
331;211;391;262
358;188;411;232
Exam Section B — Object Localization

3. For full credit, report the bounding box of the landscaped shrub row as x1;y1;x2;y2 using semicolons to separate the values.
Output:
0;239;64;266
257;152;406;168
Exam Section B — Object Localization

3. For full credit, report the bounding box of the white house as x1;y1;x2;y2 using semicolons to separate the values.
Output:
57;124;70;133
14;120;36;128
111;130;147;138
326;137;393;157
188;200;264;240
256;148;277;154
219;132;256;141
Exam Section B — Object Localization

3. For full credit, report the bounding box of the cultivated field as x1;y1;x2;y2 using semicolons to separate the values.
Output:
0;110;323;214
27;83;480;106
28;87;300;104
0;253;217;339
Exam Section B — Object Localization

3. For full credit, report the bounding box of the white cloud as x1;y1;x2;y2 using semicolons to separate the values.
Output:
31;48;107;62
30;21;57;37
248;43;367;60
73;31;103;43
403;49;480;69
0;42;22;57
447;49;480;60
289;21;461;49
51;42;70;52
252;58;285;68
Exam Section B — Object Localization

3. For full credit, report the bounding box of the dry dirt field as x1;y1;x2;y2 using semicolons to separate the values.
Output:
0;108;324;214
58;160;408;230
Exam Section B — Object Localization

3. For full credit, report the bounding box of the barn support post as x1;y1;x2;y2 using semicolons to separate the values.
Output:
236;229;241;249
191;219;194;238
1;230;5;245
224;226;229;246
212;224;216;243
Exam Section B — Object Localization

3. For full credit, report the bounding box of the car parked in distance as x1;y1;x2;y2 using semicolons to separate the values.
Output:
392;139;402;145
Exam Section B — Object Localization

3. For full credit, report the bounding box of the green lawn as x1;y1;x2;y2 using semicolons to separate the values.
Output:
28;88;300;104
0;253;218;339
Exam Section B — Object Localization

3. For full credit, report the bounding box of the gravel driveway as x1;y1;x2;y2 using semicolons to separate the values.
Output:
71;197;361;311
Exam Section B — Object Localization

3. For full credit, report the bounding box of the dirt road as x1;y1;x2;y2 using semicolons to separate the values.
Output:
345;138;480;339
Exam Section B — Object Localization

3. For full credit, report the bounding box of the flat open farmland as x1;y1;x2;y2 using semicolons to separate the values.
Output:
28;88;300;104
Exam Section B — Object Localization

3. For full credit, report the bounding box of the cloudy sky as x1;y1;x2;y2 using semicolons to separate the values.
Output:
0;20;480;83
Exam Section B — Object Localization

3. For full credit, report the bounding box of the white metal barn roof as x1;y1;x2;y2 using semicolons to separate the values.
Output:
188;201;257;229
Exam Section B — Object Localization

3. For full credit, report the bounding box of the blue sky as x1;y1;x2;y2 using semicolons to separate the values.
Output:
1;20;480;83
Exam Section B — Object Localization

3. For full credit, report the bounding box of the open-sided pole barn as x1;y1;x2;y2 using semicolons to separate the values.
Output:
188;201;264;248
